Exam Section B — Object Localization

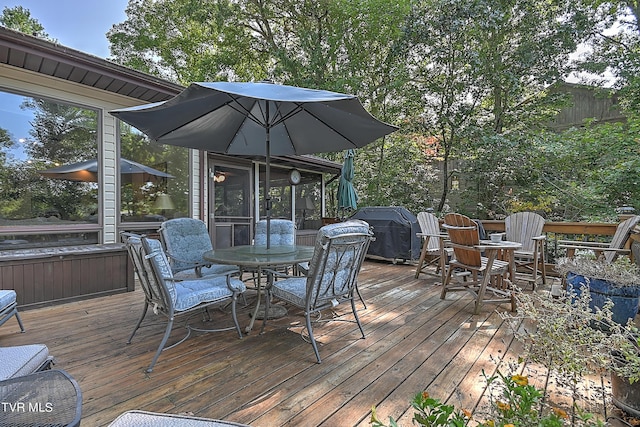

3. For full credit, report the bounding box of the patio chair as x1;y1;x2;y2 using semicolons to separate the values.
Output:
0;344;54;380
253;218;298;279
558;215;640;263
109;410;253;426
262;220;374;363
254;219;296;247
441;213;515;314
159;218;238;279
414;211;451;280
0;289;25;332
121;232;246;373
504;211;547;288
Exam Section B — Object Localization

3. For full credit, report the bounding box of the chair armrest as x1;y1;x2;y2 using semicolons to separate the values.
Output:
261;269;299;289
445;241;483;252
224;271;246;293
557;240;609;248
532;235;546;241
417;232;447;238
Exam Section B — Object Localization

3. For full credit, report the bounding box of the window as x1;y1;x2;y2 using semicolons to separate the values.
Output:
295;171;321;230
257;165;323;229
119;124;189;223
0;89;100;248
258;165;292;220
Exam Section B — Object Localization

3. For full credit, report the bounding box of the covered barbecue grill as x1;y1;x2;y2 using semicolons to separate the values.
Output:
350;206;421;262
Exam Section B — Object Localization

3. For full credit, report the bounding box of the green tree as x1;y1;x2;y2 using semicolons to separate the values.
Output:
107;0;265;84
540;118;640;220
109;0;425;215
0;6;53;41
402;0;595;214
579;1;640;114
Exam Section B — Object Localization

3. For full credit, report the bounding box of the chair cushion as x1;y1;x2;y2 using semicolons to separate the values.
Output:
174;276;246;312
307;220;370;278
0;290;17;310
270;277;308;307
0;344;50;380
160;218;215;273
109;409;253;426
255;219;295;246
144;238;178;303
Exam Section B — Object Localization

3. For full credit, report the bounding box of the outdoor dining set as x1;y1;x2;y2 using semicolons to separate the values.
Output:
121;217;375;373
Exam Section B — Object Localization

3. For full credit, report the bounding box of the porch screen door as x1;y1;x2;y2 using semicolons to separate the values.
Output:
209;163;252;248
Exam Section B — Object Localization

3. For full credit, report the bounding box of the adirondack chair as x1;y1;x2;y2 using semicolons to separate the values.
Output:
504;212;547;288
441;213;515;314
559;215;640;263
414;211;450;280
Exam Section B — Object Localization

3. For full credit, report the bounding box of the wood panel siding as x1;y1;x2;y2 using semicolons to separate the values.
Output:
0;244;134;308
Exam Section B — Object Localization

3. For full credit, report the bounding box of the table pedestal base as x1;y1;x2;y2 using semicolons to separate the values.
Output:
250;304;288;320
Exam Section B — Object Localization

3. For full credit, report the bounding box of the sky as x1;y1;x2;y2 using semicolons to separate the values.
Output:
1;0;130;58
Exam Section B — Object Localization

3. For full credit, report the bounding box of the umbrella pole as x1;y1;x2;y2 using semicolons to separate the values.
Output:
265;115;271;250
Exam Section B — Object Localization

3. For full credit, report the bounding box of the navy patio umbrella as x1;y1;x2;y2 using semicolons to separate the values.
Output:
110;81;397;248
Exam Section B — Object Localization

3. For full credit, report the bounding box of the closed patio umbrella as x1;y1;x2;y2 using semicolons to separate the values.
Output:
337;149;358;218
110;81;397;248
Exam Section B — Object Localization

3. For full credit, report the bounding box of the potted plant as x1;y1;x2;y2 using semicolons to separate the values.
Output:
501;281;640;419
610;327;640;418
555;256;640;326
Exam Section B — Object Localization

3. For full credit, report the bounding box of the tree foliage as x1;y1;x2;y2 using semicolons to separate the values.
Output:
400;0;595;213
107;0;265;84
0;6;53;40
103;0;640;220
579;0;640;114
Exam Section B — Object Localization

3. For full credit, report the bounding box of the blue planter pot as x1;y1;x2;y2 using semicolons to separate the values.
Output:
566;273;640;325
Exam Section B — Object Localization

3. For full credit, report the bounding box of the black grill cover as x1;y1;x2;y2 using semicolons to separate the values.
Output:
350;206;421;261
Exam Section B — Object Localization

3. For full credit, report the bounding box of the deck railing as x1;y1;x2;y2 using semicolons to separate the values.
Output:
481;218;639;270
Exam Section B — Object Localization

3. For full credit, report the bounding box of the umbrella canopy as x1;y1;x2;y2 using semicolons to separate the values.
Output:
110;81;398;248
337;149;358;215
39;158;173;183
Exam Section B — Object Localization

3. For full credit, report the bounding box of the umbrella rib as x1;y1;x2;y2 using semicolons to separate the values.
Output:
224;94;304;129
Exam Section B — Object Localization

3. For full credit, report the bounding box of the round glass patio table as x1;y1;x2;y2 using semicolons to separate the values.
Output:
203;245;315;333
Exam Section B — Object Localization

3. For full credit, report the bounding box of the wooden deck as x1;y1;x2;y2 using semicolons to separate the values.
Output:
0;260;611;426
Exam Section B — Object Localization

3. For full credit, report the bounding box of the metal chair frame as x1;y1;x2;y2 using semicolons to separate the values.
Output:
121;232;244;373
0;290;25;332
262;221;374;363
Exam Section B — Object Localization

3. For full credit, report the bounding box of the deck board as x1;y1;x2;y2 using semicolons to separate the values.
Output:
0;260;610;426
